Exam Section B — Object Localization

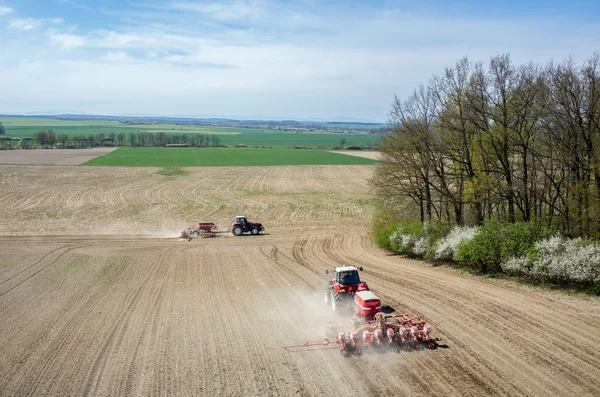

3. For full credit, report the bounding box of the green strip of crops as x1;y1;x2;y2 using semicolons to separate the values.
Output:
82;148;378;166
1;117;379;147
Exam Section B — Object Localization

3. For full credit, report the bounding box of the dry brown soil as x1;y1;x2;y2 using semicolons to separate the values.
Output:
330;151;382;160
0;165;599;396
0;148;117;165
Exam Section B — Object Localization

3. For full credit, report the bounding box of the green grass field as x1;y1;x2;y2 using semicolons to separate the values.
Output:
0;117;380;148
83;148;379;166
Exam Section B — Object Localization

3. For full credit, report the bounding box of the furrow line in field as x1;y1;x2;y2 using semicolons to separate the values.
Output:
81;246;173;397
0;245;80;298
17;250;131;396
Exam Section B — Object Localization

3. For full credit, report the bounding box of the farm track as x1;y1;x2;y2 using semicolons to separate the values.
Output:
0;165;599;396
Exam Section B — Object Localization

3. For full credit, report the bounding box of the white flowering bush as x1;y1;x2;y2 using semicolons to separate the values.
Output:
387;222;431;256
500;235;600;287
401;234;416;252
434;226;478;261
413;236;431;256
389;230;404;252
501;256;530;276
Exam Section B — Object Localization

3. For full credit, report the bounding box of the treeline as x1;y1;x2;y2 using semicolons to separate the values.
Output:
3;131;225;149
374;53;600;238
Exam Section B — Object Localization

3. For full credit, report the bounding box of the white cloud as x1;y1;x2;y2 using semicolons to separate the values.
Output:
2;2;599;120
171;1;266;21
92;31;145;48
8;16;64;31
0;6;13;16
9;18;42;30
48;32;87;49
100;50;132;61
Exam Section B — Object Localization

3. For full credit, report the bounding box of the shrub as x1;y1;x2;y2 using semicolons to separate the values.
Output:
426;221;452;241
434;225;478;261
422;221;452;258
455;219;505;272
413;236;430;256
388;221;426;256
455;220;545;273
502;221;547;260
384;221;452;258
373;223;397;251
501;256;530;276
501;235;600;289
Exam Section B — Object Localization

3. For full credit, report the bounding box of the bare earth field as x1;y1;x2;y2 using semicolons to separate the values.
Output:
0;148;118;165
0;165;599;396
330;150;382;160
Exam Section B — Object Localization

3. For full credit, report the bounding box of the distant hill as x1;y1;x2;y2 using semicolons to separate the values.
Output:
0;113;387;132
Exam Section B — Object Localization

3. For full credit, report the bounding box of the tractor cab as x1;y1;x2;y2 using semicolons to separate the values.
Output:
336;269;360;285
235;216;248;228
326;266;369;292
325;266;369;310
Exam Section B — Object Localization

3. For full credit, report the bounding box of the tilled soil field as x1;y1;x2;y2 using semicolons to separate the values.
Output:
0;148;118;165
1;165;599;396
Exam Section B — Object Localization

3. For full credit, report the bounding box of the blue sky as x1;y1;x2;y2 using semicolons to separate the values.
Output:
0;1;598;121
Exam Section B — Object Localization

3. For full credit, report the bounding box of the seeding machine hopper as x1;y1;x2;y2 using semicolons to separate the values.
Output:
180;216;265;240
180;222;222;239
284;290;436;356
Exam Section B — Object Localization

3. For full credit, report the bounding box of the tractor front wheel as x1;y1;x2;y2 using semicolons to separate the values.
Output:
250;227;259;235
324;289;330;305
232;226;243;236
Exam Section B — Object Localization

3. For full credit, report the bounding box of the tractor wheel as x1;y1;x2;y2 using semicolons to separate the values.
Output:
331;291;341;311
250;227;259;235
324;289;330;305
232;226;243;236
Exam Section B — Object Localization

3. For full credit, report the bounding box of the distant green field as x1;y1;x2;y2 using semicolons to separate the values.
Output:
0;117;379;147
1;117;243;136
83;148;379;166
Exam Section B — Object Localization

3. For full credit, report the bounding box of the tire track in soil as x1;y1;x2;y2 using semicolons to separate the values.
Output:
0;245;69;287
0;244;80;298
0;244;94;394
80;246;174;397
258;245;316;292
119;250;172;397
18;249;131;396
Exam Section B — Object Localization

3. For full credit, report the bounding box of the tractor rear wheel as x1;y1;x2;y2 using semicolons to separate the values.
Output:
331;291;341;311
232;226;243;236
250;227;259;235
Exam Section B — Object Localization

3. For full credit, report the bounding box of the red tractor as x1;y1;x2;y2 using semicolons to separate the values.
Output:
324;266;369;311
231;215;265;236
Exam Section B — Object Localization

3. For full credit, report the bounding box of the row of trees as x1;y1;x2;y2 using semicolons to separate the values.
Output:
375;53;600;238
127;132;221;147
18;131;225;148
